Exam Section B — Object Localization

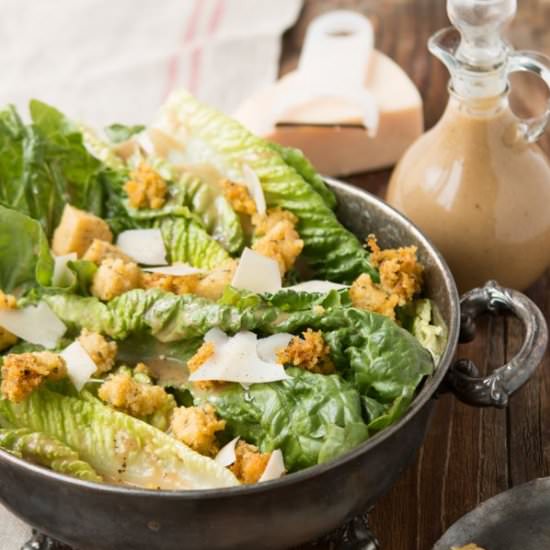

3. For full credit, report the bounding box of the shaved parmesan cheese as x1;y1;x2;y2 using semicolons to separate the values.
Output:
242;164;266;215
215;437;240;467
257;334;293;363
117;229;167;266
231;248;281;294
286;280;349;293
259;449;286;482
0;302;66;348
60;341;97;391
189;331;290;384
52;253;77;287
204;327;229;348
142;263;205;276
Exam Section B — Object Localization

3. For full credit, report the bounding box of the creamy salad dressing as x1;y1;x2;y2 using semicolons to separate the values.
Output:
387;0;550;291
387;94;550;291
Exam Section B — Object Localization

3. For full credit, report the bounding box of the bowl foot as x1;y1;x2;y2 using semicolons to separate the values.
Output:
22;513;380;550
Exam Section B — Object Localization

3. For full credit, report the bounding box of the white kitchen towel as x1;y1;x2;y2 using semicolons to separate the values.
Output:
0;0;302;547
0;0;302;126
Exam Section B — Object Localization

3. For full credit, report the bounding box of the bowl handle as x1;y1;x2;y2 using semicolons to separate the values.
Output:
445;280;548;407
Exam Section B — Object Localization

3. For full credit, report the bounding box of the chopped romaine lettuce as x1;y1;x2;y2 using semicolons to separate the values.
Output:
0;389;238;489
194;368;368;471
0;206;53;293
156;91;377;283
0;428;102;482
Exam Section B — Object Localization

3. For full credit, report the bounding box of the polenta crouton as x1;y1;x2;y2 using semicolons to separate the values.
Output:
170;405;226;456
252;209;303;275
142;272;201;296
350;274;400;320
221;179;256;215
186;341;219;391
78;329;117;374
125;163;167;209
52;204;113;257
229;441;271;484
83;239;131;264
0;291;18;351
368;235;423;304
91;258;142;301
193;259;237;301
98;372;170;417
277;329;335;374
350;235;423;319
1;352;67;402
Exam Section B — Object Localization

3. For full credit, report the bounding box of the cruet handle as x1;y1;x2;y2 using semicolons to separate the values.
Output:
508;51;550;143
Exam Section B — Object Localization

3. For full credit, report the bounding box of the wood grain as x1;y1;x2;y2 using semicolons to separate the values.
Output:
281;2;550;549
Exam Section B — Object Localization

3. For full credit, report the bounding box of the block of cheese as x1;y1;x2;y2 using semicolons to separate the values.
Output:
235;49;423;176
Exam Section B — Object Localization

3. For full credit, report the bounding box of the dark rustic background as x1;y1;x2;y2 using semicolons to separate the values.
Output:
281;1;550;549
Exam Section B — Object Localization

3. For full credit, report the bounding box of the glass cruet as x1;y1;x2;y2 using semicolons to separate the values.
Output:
386;0;550;292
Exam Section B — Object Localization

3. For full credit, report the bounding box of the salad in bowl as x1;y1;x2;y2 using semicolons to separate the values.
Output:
0;92;446;490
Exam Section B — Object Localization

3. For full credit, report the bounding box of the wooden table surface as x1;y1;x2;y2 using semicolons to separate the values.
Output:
282;2;550;549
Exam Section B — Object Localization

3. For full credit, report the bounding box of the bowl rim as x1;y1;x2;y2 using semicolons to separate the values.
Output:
0;178;461;499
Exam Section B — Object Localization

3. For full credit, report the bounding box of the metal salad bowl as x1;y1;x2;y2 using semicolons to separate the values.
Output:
0;179;546;550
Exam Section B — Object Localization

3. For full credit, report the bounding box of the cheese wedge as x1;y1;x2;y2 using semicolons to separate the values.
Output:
235;50;423;176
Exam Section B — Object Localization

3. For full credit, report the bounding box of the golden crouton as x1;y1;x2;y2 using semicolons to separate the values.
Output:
78;329;117;374
91;258;142;301
193;259;237;301
350;274;401;320
52;204;113;257
221;180;256;215
229;441;271;484
368;235;423;305
142;272;201;296
83;239;131;264
451;545;486;550
1;352;67;403
124;163;167;210
98;372;170;417
252;208;298;236
0;291;18;351
350;235;423;319
277;329;335;374
186;341;220;391
252;209;303;275
170;405;226;456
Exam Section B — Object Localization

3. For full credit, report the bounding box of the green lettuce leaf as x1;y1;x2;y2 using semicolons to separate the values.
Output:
194;368;368;471
0;205;53;293
0;101;105;237
160;218;230;269
410;299;448;364
174;172;244;254
104;123;145;144
0;388;238;489
269;142;336;209
0;428;102;482
42;289;275;341
157;91;377;283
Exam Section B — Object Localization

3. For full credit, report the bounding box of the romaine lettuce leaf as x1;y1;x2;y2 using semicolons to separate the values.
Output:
42;289;275;341
194;368;368;471
174;172;244;254
160;218;230;269
0;388;238;489
268;142;336;210
0;101;105;237
0;428;102;482
0;205;53;293
157;91;377;283
104;123;145;144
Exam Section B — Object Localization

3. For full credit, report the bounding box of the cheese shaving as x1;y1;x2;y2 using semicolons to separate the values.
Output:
60;341;98;391
116;229;167;266
0;302;66;349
